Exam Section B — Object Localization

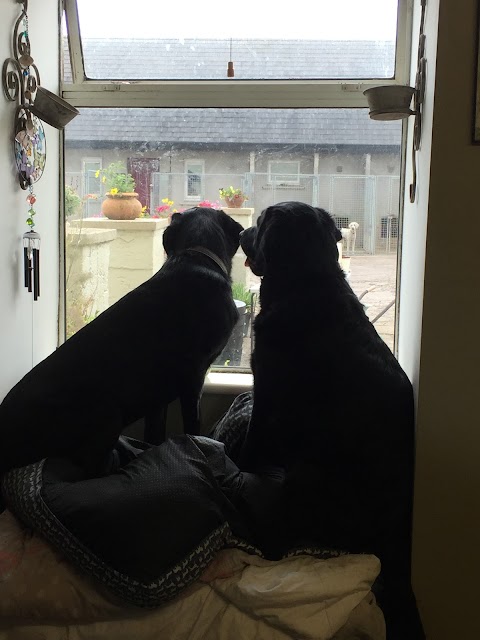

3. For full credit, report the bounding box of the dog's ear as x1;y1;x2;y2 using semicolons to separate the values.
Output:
217;210;242;255
315;208;343;243
162;212;183;256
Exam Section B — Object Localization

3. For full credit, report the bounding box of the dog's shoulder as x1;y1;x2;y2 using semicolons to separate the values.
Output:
256;274;407;388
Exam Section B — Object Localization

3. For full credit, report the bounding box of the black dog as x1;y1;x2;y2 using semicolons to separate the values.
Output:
0;207;243;474
238;201;423;639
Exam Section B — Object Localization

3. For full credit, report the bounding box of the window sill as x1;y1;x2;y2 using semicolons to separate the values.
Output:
262;184;305;190
203;372;253;395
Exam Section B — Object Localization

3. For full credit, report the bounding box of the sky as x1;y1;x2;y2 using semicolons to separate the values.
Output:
74;0;398;40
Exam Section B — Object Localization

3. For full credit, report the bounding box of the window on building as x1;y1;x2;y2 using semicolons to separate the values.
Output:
62;0;411;366
268;161;300;186
185;161;204;200
82;158;102;216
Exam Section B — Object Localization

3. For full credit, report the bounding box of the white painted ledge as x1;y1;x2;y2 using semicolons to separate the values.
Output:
203;372;253;395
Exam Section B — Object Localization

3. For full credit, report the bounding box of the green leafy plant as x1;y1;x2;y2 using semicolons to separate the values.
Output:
64;185;82;218
219;186;248;202
231;282;252;311
95;161;136;194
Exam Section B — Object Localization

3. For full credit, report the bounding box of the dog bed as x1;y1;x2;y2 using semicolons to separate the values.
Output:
0;509;385;640
1;435;265;607
0;432;386;639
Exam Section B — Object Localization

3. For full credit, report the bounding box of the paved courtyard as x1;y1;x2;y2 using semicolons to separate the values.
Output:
236;253;398;369
347;253;397;352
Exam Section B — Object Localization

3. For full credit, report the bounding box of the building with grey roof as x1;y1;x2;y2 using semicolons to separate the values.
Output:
66;38;396;81
64;39;403;253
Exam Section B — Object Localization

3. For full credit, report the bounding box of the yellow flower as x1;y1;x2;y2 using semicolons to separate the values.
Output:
141;206;147;212
109;188;119;195
95;170;100;178
102;176;106;183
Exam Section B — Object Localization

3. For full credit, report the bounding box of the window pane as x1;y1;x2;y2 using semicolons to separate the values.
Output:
64;107;402;363
74;0;398;80
269;161;300;185
186;162;204;198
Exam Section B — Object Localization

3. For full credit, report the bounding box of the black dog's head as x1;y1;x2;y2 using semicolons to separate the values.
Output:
240;201;342;278
163;207;243;272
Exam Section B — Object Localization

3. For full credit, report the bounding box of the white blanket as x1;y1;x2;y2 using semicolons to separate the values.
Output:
0;510;385;640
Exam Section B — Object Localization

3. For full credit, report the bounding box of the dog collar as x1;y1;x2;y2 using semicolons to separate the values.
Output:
185;246;228;276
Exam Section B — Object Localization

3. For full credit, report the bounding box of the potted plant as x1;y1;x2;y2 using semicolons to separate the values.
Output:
213;283;253;368
153;198;178;218
219;186;248;208
64;185;82;219
198;199;221;209
95;162;143;220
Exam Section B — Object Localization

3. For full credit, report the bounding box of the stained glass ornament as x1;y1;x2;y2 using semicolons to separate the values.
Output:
14;107;46;190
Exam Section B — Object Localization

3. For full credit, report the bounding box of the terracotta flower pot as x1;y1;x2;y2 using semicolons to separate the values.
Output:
223;195;246;208
101;192;143;220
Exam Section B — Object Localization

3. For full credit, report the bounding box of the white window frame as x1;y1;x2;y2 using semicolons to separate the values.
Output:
268;160;301;186
62;1;413;110
184;160;205;201
61;0;414;368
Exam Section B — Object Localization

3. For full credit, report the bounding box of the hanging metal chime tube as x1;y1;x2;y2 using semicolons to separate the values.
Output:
23;230;40;300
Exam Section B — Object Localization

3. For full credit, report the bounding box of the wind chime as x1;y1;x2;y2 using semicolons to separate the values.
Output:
2;0;45;301
23;197;40;301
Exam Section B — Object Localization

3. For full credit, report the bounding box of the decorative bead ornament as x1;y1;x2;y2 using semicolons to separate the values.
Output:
3;0;44;300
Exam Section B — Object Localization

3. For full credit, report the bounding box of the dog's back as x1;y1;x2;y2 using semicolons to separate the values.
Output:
239;201;421;637
0;207;242;473
271;274;414;538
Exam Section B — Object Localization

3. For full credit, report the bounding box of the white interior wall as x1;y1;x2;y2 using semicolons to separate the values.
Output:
399;0;480;637
0;0;60;400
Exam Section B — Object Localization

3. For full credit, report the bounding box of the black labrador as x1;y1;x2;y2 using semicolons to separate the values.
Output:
238;201;424;639
0;206;243;474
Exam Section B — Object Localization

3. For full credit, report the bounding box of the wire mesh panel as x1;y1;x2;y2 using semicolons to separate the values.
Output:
327;176;367;253
72;168;401;255
151;173;171;213
250;173;316;222
374;176;400;253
